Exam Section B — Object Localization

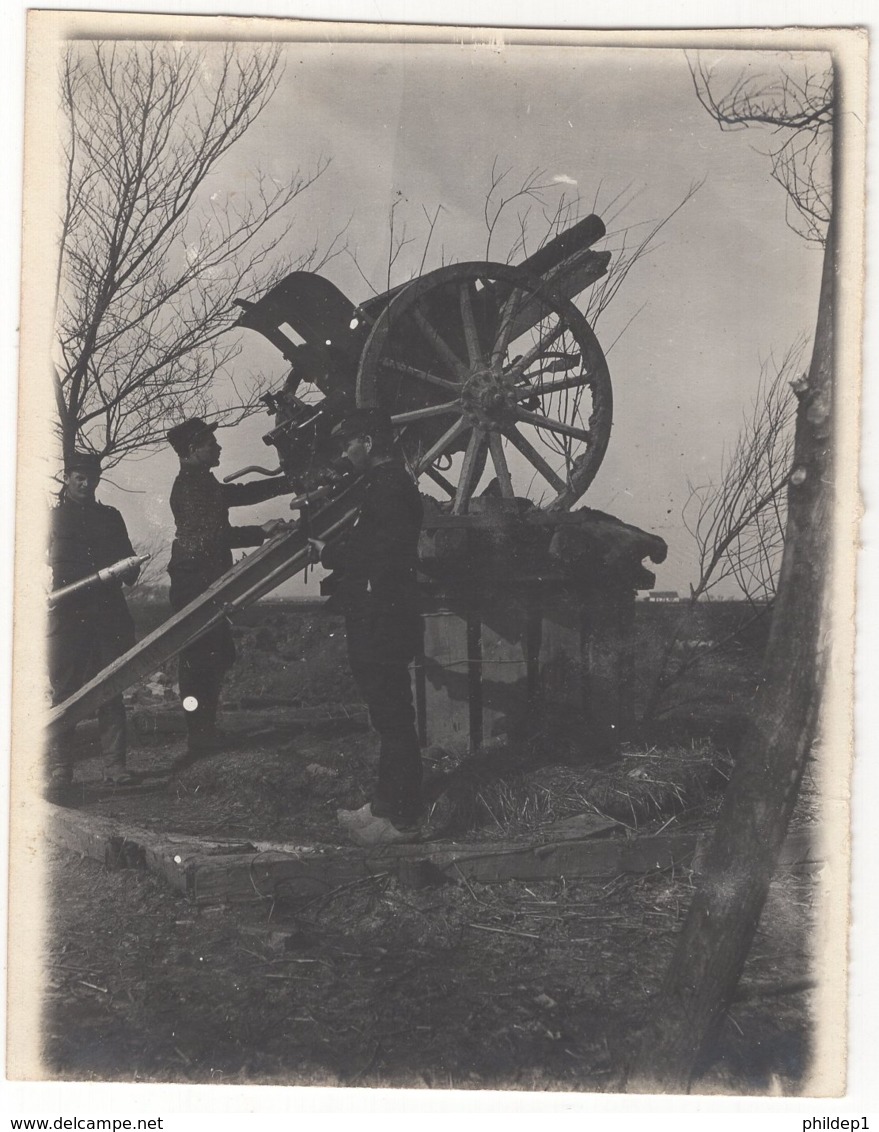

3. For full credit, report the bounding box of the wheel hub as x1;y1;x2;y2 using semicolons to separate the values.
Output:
460;367;518;429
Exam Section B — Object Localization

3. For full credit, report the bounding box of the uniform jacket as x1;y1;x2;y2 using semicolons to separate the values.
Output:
168;466;288;588
321;462;423;641
48;496;136;637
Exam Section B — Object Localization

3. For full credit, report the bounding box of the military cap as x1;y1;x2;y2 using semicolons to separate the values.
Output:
330;408;394;442
64;451;103;475
166;417;219;457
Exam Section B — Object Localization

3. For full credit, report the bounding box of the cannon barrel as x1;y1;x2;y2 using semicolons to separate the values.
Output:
517;214;606;280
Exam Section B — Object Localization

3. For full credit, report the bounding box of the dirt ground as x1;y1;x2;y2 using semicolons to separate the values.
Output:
40;706;820;1094
36;600;821;1093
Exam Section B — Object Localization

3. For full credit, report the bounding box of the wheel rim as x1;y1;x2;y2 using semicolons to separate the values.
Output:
356;261;612;513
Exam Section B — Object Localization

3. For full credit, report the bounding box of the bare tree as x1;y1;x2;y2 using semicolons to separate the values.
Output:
478;161;704;342
54;41;340;467
626;55;839;1090
346;160;701;358
641;341;802;723
339;165;701;508
689;54;833;245
686;345;800;605
639;52;836;726
627;210;835;1095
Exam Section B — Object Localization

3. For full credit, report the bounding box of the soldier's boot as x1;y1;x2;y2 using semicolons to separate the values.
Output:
176;681;224;769
337;806;423;847
99;696;140;784
44;743;76;806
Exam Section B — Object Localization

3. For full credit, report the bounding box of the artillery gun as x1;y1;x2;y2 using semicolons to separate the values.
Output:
47;214;664;749
236;213;613;511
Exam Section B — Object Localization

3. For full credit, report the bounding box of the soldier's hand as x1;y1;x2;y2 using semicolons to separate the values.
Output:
307;538;326;564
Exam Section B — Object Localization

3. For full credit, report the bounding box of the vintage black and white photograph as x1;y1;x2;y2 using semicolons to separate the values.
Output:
7;11;867;1099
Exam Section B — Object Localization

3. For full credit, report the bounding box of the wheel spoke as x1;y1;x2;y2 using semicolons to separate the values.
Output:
516;408;592;444
391;399;461;426
487;431;515;498
490;286;525;370
503;426;567;494
507;321;567;380
516;373;590;401
414;416;468;474
453;428;486;515
422;464;457;496
459;282;484;369
381;358;461;393
412;307;470;381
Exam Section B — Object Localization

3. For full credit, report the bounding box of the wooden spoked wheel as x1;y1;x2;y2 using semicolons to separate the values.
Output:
356;262;612;513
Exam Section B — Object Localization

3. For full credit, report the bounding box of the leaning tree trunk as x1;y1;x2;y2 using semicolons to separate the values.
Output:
625;215;835;1092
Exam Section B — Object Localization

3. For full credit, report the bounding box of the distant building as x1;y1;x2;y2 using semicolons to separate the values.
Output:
646;590;680;603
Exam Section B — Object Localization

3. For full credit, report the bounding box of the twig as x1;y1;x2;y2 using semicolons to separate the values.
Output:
477;791;505;832
468;922;541;941
51;962;101;975
562;912;627;921
454;863;485;904
77;980;109;993
296;871;391;913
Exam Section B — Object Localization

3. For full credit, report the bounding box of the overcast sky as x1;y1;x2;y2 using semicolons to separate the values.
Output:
97;38;827;596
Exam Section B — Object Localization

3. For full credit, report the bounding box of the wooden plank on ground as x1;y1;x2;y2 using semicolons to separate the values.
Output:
691;824;822;875
42;802;698;905
45;805;196;896
44;802;825;907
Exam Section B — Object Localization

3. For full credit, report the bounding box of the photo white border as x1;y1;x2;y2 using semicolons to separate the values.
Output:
2;1;876;1123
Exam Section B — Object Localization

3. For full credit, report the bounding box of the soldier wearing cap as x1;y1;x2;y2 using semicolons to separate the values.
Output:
166;417;291;758
308;408;425;846
47;451;142;799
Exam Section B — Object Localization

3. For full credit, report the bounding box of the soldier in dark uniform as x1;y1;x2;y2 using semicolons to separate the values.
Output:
47;451;142;798
308;409;425;846
166;417;290;758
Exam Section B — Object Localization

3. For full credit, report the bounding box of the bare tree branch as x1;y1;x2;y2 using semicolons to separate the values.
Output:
688;53;833;245
55;41;334;467
344;162;700;485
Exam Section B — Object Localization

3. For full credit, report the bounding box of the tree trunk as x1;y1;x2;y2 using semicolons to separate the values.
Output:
625;214;835;1092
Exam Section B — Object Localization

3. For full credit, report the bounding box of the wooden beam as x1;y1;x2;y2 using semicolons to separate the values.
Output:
46;482;364;735
42;802;707;904
45;803;825;909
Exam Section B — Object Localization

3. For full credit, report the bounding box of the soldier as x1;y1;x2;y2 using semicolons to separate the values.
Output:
46;451;142;800
308;408;425;846
166;417;290;759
